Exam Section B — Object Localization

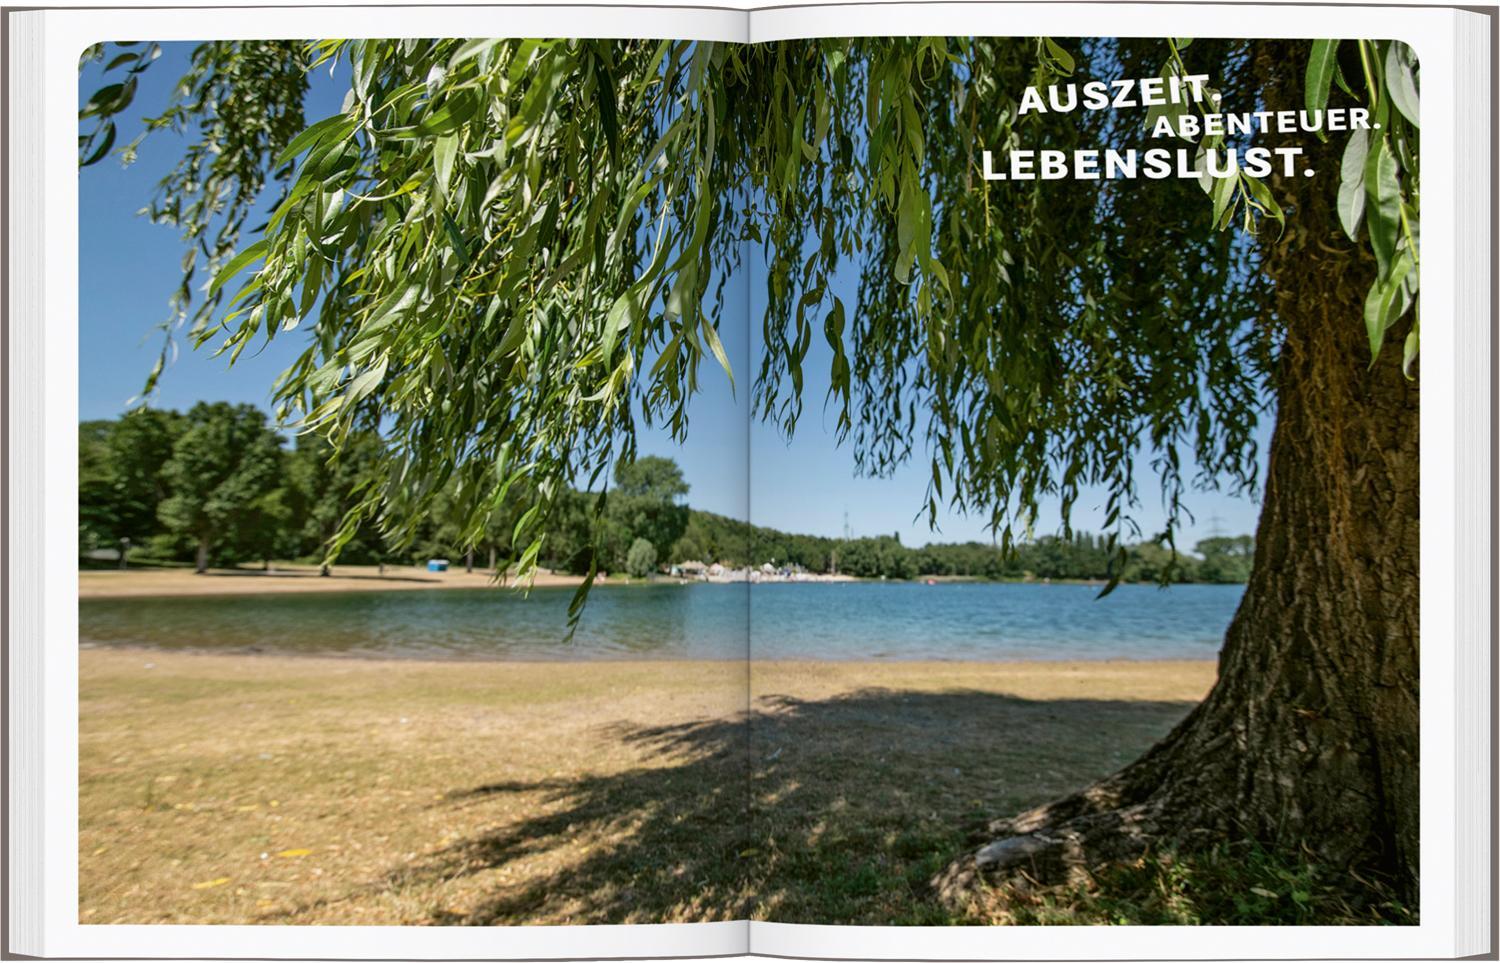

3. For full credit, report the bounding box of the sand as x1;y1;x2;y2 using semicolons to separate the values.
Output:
79;563;587;599
79;647;1215;925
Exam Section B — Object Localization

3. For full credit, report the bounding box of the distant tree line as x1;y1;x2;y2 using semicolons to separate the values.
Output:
80;403;700;576
82;404;391;572
680;513;1254;584
79;404;1253;583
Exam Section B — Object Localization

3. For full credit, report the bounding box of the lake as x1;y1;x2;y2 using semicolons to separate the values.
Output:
78;581;1243;661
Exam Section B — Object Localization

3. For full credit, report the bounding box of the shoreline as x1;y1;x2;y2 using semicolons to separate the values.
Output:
78;563;583;599
77;642;1219;669
80;565;1246;600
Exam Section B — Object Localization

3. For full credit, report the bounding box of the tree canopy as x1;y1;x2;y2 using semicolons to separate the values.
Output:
79;36;1418;592
156;402;285;570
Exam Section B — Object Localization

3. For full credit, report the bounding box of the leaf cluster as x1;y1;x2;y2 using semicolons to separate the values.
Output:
1304;39;1420;374
82;36;1413;607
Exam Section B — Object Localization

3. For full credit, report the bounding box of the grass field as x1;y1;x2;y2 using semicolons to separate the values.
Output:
80;648;1218;925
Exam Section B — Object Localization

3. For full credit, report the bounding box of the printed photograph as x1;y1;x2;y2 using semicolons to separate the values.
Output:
77;36;1418;925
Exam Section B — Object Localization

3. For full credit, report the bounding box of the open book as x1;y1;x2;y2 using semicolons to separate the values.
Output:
5;1;1495;959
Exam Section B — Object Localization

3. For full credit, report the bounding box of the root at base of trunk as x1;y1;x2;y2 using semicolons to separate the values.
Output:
931;770;1407;924
931;788;1416;926
933;790;1166;904
931;754;1262;909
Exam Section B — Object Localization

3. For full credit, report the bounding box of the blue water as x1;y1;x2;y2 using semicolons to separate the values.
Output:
78;581;1243;661
753;582;1241;660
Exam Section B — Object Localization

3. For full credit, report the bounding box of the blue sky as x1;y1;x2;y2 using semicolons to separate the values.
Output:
79;42;1268;548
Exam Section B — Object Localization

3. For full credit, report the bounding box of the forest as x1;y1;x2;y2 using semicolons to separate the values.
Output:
80;402;1253;584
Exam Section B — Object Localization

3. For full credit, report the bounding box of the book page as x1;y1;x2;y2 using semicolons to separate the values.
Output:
734;10;1446;957
73;28;752;951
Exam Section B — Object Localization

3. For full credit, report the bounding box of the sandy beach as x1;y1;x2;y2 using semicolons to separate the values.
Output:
79;564;587;599
80;648;1215;925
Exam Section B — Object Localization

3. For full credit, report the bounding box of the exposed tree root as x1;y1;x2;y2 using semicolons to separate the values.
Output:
934;773;1161;903
932;788;1417;925
932;736;1258;908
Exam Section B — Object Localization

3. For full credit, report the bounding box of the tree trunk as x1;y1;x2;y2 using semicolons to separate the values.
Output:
488;545;497;573
320;563;330;577
194;537;209;575
937;41;1418;906
466;550;474;574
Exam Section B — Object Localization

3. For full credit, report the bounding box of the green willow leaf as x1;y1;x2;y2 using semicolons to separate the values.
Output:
1363;251;1415;359
1043;38;1075;75
208;240;269;297
80;121;116;167
602;290;637;363
433;133;457;196
441;209;470;266
700;316;735;392
1402;308;1420;378
79;82;124;118
418;90;481;136
1241;174;1284;236
1305;39;1339;117
1384;41;1420;127
1363;134;1401;278
595;55;621;164
345;356;389;404
274;114;355;167
1209;172;1238;231
566;559;598;630
823;297;846;351
448;39;501;70
1147;58;1192;138
1337;127;1369;242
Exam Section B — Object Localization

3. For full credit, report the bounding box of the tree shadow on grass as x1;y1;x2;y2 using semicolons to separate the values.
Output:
387;687;1197;924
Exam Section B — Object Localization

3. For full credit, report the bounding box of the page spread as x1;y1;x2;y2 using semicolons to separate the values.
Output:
21;2;1486;957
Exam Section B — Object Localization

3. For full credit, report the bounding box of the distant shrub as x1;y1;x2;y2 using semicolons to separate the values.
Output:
626;538;657;579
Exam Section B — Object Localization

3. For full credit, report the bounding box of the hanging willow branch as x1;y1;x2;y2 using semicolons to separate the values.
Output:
80;36;1415;601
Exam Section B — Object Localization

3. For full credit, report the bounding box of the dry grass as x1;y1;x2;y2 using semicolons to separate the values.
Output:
80;649;1213;925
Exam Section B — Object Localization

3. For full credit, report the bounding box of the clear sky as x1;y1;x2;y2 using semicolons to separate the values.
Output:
79;42;1268;549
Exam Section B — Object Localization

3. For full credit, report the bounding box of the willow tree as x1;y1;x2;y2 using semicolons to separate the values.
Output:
81;35;1420;901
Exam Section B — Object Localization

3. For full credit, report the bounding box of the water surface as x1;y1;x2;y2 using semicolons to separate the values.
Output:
79;581;1243;661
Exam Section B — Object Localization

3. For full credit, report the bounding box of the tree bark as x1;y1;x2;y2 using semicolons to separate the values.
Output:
194;536;209;575
936;41;1419;905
